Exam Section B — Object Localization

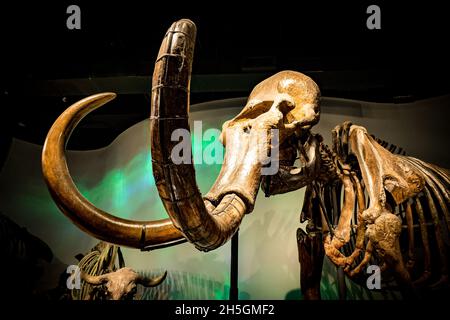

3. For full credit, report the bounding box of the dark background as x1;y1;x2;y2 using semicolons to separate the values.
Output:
0;1;449;151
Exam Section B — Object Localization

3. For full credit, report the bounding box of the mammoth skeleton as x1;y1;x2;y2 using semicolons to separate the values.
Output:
42;19;450;299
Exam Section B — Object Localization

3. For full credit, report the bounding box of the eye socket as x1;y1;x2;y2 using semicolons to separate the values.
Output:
243;125;251;134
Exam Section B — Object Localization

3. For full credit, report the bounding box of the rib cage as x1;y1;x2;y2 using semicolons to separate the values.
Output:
323;134;450;290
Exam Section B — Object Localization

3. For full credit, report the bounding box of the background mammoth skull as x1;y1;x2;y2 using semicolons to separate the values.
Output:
81;267;167;300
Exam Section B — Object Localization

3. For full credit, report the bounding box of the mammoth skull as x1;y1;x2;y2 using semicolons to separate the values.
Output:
41;19;321;253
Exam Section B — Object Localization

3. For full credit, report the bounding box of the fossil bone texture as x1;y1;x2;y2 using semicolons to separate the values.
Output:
42;19;450;299
73;242;166;300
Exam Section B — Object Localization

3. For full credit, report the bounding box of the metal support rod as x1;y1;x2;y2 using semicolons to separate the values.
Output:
337;266;347;300
229;230;239;300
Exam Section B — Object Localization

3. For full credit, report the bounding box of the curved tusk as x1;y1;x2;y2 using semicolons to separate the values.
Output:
150;19;248;251
81;271;108;285
42;93;185;249
137;270;167;287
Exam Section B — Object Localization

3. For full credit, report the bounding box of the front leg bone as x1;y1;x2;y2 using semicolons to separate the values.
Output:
344;173;368;271
324;173;355;267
